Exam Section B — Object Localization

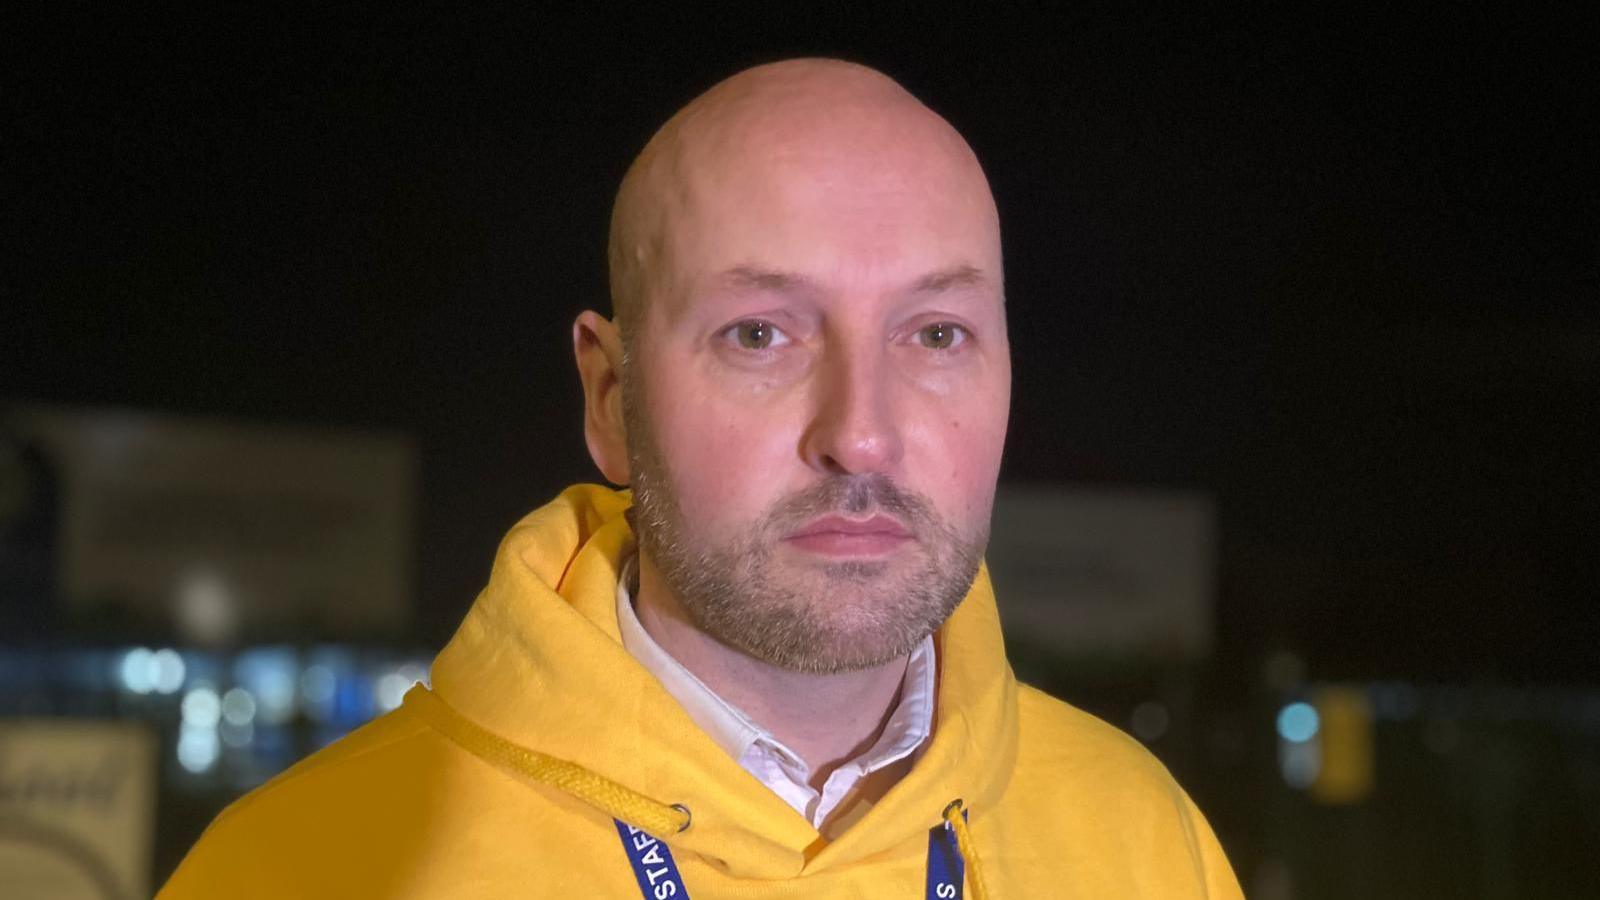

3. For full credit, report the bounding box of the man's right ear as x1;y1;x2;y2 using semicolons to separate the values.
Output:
572;311;631;485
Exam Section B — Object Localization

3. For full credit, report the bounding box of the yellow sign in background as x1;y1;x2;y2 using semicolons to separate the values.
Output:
0;721;156;900
1312;686;1375;805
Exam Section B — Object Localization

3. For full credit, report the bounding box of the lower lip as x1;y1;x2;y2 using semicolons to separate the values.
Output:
784;531;912;558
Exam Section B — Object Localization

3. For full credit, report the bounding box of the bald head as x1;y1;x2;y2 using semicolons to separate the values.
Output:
607;59;1001;343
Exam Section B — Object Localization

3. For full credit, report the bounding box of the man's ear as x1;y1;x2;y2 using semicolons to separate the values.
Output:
572;311;631;485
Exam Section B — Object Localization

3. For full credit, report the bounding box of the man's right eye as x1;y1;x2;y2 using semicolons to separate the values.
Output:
725;320;790;350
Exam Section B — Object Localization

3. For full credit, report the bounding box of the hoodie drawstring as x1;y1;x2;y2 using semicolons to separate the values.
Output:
943;799;991;900
404;685;691;837
409;686;991;898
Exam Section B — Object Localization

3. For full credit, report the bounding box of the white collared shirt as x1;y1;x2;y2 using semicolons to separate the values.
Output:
615;554;936;830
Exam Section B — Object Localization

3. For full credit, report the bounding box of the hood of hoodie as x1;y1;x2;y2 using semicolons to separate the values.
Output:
427;484;1020;880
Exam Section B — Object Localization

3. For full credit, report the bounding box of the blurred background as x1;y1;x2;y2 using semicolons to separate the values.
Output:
3;5;1595;898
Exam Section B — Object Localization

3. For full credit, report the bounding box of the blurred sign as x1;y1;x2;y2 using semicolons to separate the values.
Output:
986;485;1215;661
0;720;156;900
4;406;416;639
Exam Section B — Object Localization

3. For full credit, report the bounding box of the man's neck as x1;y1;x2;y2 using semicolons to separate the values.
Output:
633;553;910;788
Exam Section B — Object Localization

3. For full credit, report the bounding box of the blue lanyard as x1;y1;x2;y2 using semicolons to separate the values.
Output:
925;813;967;898
614;820;689;899
615;816;966;899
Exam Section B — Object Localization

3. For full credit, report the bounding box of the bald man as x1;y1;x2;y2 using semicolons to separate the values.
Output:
163;60;1243;899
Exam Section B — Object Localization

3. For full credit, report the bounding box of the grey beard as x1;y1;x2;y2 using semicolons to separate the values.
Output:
629;461;985;674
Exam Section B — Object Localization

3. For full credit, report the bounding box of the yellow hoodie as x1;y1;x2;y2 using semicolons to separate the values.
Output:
162;485;1242;899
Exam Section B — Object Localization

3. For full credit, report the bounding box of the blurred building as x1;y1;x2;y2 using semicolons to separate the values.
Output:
4;411;1597;897
2;405;417;643
0;405;424;895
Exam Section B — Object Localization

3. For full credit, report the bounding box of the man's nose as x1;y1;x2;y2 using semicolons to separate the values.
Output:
800;343;904;476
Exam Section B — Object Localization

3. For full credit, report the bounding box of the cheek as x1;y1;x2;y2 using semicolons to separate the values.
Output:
911;396;1009;523
648;388;801;525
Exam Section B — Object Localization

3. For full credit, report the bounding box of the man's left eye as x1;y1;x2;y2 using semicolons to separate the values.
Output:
916;323;968;350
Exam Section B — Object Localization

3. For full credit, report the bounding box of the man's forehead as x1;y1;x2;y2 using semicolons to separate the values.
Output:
656;173;1002;305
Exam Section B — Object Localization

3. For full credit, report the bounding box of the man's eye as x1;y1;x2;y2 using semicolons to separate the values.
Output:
727;320;790;350
916;322;968;350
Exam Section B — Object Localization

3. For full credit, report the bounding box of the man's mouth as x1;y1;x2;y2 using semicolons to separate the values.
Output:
782;514;913;558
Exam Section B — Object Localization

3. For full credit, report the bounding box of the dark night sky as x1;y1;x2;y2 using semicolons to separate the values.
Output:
5;6;1596;680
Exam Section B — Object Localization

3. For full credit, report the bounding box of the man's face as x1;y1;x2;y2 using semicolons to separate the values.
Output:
623;102;1011;674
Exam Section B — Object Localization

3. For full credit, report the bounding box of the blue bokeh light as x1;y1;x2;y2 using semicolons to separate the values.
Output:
1277;701;1321;743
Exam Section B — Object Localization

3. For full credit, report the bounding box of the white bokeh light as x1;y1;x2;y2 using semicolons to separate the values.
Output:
119;647;156;694
181;686;221;728
221;687;257;726
151;648;186;694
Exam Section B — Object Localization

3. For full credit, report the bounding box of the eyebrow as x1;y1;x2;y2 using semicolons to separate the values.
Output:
713;264;991;296
910;264;988;294
716;266;823;294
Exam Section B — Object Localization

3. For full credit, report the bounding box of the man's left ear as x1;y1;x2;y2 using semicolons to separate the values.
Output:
572;311;631;485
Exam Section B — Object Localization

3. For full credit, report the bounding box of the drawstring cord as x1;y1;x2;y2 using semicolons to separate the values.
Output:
404;685;691;838
943;799;991;900
408;686;987;895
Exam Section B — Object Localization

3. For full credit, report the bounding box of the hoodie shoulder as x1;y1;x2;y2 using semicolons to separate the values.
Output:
159;706;438;899
1014;683;1177;786
237;705;434;812
1010;684;1243;898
